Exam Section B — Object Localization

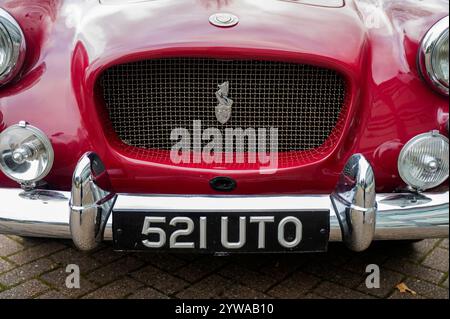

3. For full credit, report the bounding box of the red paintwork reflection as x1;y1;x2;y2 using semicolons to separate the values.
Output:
0;0;448;195
1;0;60;77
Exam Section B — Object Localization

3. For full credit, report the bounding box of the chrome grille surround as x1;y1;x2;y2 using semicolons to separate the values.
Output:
99;58;347;154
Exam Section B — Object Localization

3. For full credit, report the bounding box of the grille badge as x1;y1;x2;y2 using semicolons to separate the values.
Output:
209;13;239;28
215;81;233;124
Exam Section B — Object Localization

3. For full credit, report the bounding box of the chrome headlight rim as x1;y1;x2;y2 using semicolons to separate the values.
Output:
418;16;449;96
0;8;26;86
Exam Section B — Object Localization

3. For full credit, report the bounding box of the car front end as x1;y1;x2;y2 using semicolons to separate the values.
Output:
0;0;448;253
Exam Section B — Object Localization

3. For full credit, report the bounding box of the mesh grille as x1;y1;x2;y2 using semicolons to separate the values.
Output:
99;58;347;153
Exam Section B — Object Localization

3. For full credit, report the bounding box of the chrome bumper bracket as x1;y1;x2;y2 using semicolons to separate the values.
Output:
331;154;377;252
69;153;117;251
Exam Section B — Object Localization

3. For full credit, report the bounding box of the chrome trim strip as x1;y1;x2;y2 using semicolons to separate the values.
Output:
0;188;448;243
113;194;330;212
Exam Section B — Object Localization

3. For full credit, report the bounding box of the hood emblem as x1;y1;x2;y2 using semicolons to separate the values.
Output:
215;81;233;125
209;13;239;28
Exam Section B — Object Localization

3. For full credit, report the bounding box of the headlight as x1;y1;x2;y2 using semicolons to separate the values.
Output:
0;8;26;86
0;122;54;187
398;131;449;191
418;16;449;95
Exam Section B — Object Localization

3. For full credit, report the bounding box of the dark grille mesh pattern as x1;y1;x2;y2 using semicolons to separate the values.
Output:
99;58;346;152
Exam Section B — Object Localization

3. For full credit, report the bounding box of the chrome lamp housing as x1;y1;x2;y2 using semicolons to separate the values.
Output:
398;131;449;191
0;122;54;188
0;8;26;86
418;16;449;96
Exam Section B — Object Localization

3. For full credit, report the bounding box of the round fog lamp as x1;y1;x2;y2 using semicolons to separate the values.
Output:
398;131;449;191
0;122;54;185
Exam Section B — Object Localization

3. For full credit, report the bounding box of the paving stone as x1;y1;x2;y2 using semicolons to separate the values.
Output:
226;254;272;271
343;255;389;274
131;264;189;295
0;279;49;299
403;239;440;262
49;248;102;274
268;272;321;298
441;276;448;288
379;240;438;263
219;263;278;291
356;269;405;298
0;258;14;274
90;246;127;264
259;255;305;281
0;258;58;287
176;275;233;299
40;268;97;298
1;234;448;300
137;253;187;272
314;281;375;299
422;248;449;273
175;256;227;283
403;278;449;299
305;245;353;266
0;236;24;256
221;283;270;299
384;258;445;284
128;287;170;299
303;293;326;299
6;236;49;248
8;241;67;265
302;261;365;288
87;256;144;285
82;277;143;299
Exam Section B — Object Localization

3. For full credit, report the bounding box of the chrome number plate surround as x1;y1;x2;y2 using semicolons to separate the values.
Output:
112;210;329;253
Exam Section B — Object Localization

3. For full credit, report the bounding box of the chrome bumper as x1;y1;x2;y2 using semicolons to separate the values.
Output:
0;153;448;252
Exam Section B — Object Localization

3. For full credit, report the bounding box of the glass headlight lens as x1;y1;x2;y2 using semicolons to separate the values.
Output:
0;8;26;85
418;16;449;95
398;132;449;191
0;123;54;185
431;29;449;88
0;23;12;75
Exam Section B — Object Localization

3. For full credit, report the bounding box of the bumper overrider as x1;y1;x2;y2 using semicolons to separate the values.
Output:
0;152;448;252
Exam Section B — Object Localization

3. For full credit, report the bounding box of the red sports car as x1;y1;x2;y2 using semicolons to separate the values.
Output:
0;0;448;253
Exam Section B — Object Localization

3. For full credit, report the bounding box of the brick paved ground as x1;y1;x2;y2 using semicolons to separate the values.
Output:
0;235;448;299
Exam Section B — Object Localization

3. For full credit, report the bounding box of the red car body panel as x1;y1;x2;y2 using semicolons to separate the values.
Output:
0;0;448;195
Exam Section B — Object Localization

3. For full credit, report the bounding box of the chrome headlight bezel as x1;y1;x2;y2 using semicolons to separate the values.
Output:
0;8;26;86
417;16;449;96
